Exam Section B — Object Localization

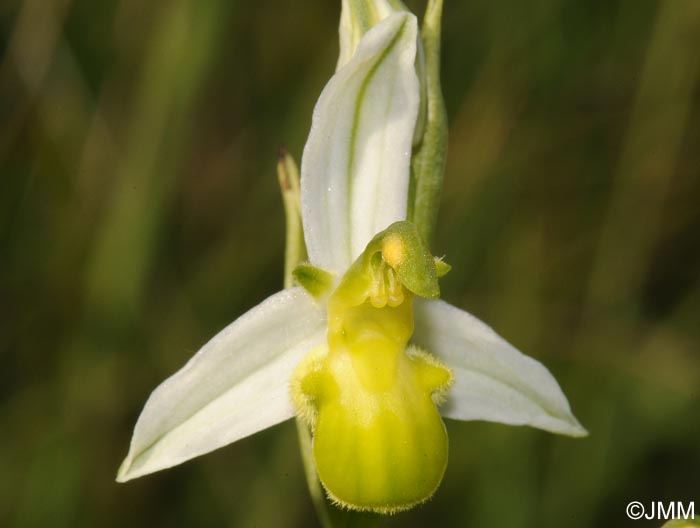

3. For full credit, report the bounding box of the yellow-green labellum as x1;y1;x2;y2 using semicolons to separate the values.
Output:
292;221;452;512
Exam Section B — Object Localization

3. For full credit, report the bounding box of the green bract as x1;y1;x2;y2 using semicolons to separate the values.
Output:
117;0;587;516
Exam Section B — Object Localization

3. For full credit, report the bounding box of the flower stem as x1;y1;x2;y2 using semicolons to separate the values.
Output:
408;0;448;247
295;418;334;528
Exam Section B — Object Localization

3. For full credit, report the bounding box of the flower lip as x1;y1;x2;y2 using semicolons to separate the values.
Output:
291;230;453;513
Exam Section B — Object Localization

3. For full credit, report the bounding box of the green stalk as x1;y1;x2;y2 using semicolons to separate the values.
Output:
408;0;448;247
277;149;307;288
295;417;334;528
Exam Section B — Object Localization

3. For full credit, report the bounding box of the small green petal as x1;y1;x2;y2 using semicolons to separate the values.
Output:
293;264;335;299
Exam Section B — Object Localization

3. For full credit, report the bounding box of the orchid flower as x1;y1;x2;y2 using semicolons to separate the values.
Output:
117;0;586;515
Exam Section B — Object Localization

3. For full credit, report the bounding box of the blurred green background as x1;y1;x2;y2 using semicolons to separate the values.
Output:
1;0;699;526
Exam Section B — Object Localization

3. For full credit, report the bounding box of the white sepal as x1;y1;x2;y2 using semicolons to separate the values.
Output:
301;12;419;274
413;299;587;437
117;287;326;482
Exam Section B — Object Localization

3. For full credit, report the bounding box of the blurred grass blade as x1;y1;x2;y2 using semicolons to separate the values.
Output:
585;0;700;317
85;0;223;319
